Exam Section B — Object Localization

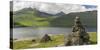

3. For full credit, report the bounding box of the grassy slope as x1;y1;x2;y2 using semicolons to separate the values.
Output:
13;8;51;27
13;8;97;27
13;34;64;49
13;32;97;49
50;11;97;27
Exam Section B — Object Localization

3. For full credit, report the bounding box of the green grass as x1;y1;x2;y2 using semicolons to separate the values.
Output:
13;34;64;49
88;32;97;44
13;32;97;49
13;40;33;49
32;34;64;48
14;16;50;27
18;20;49;26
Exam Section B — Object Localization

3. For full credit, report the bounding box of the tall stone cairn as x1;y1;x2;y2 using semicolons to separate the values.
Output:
65;16;90;46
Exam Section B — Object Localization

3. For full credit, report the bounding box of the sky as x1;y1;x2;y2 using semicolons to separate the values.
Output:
12;1;97;14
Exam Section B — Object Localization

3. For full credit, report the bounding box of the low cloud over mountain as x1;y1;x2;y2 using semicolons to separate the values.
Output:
13;1;97;14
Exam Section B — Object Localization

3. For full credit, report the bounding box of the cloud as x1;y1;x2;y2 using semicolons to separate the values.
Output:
13;1;97;14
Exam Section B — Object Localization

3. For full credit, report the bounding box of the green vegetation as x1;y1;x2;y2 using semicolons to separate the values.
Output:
12;8;97;27
88;32;97;44
13;34;64;49
50;11;97;27
13;32;97;49
13;8;51;27
13;40;33;49
33;34;64;48
12;8;97;49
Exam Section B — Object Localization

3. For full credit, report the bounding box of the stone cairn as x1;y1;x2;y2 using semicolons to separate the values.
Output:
40;34;52;42
65;16;90;46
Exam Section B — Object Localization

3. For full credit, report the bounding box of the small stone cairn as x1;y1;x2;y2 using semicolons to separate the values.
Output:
40;34;52;42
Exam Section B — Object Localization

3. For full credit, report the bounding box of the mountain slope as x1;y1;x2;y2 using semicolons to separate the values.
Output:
12;8;97;27
50;10;97;27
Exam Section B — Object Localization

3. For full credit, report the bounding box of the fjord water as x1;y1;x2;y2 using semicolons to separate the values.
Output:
12;27;97;39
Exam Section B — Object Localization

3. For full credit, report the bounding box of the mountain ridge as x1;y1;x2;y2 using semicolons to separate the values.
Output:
12;8;97;27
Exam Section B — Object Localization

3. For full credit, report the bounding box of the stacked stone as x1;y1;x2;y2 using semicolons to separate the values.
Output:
65;16;90;46
40;34;52;42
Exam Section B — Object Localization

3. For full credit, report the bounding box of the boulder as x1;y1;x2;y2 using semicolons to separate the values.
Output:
40;34;52;42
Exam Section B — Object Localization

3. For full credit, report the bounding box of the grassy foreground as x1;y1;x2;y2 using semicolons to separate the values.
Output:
88;32;97;44
13;32;97;49
13;34;64;49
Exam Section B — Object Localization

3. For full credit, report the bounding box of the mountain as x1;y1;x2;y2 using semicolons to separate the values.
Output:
13;8;34;15
55;12;65;17
50;10;97;27
36;10;54;17
12;8;97;27
13;8;51;27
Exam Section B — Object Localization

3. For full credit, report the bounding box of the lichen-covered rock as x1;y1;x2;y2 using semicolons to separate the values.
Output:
40;34;52;42
65;16;90;46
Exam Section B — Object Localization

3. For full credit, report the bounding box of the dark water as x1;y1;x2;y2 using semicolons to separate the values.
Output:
12;27;97;39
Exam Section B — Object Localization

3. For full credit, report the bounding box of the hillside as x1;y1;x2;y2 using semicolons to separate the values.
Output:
12;8;51;27
12;8;97;27
50;10;97;27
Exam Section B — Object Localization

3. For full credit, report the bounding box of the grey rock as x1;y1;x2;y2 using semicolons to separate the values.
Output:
40;34;52;42
65;16;90;46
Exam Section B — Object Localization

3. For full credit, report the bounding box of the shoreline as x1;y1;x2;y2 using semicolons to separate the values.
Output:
13;32;96;42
